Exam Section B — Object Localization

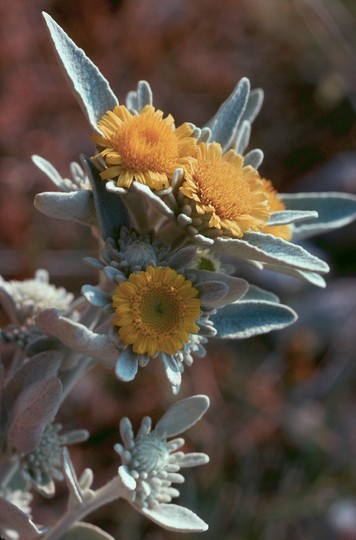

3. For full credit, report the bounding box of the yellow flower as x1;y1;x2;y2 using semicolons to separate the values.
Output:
179;143;270;238
112;266;201;357
93;105;197;190
262;179;292;241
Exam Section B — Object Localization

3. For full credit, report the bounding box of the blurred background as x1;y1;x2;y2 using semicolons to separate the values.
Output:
1;0;356;538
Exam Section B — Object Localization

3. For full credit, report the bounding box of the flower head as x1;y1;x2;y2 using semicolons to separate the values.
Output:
115;395;209;532
20;423;89;497
179;142;270;238
93;105;197;190
112;266;201;357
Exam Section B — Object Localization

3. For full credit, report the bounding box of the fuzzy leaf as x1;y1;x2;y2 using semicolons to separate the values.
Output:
35;309;118;366
8;377;62;452
243;285;280;303
215;232;329;274
115;348;138;381
82;156;130;240
267;210;318;226
186;269;248;307
243;148;264;168
240;87;264;124
32;154;68;191
155;395;209;438
34;191;96;226
234;120;251;155
4;350;62;405
43;13;118;129
261;263;327;288
0;496;41;537
81;285;111;307
282;192;356;239
142;503;208;532
59;522;116;540
211;300;297;339
209;78;250;151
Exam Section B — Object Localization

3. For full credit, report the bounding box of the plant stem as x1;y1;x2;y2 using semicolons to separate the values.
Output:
41;476;126;540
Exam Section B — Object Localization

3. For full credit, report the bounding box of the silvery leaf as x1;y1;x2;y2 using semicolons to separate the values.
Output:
118;465;136;491
186;269;249;307
115;348;138;381
81;285;111;308
242;284;280;303
82;156;131;240
58;522;116;540
267;210;318;226
261;263;327;288
35;309;118;365
142;503;208;532
234;120;251;155
4;350;62;405
178;452;210;467
240;87;264;124
8;377;62;453
34;191;96;226
214;233;329;274
137;80;153;111
32;155;68;191
281;192;356;240
155;395;209;438
209;78;250;152
211;300;297;338
0;496;41;537
43;13;118;130
243;148;264;168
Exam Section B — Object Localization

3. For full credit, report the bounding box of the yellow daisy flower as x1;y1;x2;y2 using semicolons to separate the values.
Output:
93;104;197;190
112;266;201;357
179;142;270;238
262;179;292;241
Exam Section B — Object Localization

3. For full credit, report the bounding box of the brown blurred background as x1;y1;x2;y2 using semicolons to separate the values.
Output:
1;1;356;539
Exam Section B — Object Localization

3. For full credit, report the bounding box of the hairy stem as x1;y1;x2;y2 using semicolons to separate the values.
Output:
41;476;127;540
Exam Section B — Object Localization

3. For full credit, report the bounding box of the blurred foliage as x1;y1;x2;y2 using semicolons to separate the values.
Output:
1;0;356;538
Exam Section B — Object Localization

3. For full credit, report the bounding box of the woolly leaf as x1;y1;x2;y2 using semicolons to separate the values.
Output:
34;191;96;226
142;503;208;532
8;377;62;453
35;309;118;366
212;300;297;338
43;13;118;130
59;522;115;540
209;78;250;151
267;210;318;226
155;395;209;438
215;232;329;274
243;148;264;168
240;87;264;123
0;496;41;537
82;156;130;240
4;350;62;405
282;192;356;240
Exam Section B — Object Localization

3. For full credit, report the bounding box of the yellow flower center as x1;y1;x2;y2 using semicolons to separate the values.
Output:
180;143;270;238
112;266;201;356
93;105;196;190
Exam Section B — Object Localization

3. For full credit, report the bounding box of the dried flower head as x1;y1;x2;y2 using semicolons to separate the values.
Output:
93;105;197;190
